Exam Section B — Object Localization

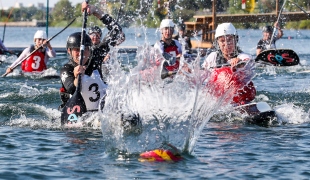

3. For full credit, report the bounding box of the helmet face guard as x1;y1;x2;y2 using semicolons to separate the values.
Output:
88;26;102;37
214;23;239;59
215;35;239;59
66;32;93;66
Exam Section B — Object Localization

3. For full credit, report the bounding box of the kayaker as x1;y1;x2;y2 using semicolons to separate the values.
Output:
5;30;56;74
173;23;192;54
87;24;124;83
256;22;283;55
153;19;183;79
138;19;192;80
154;19;182;78
59;1;125;111
202;22;256;106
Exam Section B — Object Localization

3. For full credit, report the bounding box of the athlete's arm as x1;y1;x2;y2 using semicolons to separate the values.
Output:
83;2;125;47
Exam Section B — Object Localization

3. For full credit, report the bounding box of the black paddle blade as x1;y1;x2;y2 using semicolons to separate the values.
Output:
255;49;299;66
160;60;177;79
236;102;278;127
61;91;87;125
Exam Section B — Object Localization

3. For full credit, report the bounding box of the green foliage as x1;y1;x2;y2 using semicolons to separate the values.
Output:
1;0;310;30
51;0;74;22
286;20;310;29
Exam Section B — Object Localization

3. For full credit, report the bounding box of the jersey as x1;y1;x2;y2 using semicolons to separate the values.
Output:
154;40;182;71
21;50;46;72
60;62;107;111
203;51;256;105
9;45;56;72
257;37;278;51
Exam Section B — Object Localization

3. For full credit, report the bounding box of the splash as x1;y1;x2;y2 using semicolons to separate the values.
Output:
275;103;310;124
99;43;256;154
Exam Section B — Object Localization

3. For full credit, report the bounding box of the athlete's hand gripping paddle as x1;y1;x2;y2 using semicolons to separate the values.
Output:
1;18;76;77
61;0;89;125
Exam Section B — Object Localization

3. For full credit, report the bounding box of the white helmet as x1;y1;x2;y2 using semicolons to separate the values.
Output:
160;19;175;29
215;23;237;39
34;30;47;39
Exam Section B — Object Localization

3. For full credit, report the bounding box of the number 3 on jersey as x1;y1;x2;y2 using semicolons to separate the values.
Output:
89;83;100;102
31;55;41;70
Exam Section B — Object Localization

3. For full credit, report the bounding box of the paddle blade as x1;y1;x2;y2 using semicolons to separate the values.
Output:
61;91;87;125
255;49;299;66
236;102;278;127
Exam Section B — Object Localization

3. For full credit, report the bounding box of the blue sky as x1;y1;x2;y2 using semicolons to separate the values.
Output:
2;0;81;9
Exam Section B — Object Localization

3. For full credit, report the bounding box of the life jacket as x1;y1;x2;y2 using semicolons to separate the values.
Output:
80;70;107;111
21;45;46;72
160;40;180;71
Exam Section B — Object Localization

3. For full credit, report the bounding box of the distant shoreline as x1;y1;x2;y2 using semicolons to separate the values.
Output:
0;21;46;27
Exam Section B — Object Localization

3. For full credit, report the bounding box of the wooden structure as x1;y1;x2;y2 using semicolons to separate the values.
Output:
185;0;310;48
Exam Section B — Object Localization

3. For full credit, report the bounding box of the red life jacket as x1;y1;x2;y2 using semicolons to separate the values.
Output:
161;40;180;71
21;50;46;72
208;67;256;105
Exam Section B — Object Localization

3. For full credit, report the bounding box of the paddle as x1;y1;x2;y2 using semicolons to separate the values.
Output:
255;49;299;66
2;24;6;43
61;0;89;125
235;101;277;127
289;0;310;18
269;0;287;47
1;17;76;77
160;52;178;79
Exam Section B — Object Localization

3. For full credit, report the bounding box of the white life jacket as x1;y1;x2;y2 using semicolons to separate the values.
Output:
80;70;107;111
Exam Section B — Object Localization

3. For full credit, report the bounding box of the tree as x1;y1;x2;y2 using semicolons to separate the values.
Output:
51;0;74;23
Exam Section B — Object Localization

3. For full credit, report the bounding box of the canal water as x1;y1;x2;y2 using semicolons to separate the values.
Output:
1;26;310;179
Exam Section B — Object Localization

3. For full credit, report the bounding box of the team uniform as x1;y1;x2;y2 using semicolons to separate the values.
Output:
154;39;182;72
9;45;56;72
202;51;256;105
256;37;278;52
59;13;124;111
60;63;107;111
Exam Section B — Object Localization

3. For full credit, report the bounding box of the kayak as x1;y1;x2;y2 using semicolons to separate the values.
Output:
5;68;59;79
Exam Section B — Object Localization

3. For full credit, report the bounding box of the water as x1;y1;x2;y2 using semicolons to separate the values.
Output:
1;27;310;179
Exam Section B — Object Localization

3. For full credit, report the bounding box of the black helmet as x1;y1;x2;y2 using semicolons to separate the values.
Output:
262;26;273;33
178;24;186;31
66;32;92;49
88;26;102;37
